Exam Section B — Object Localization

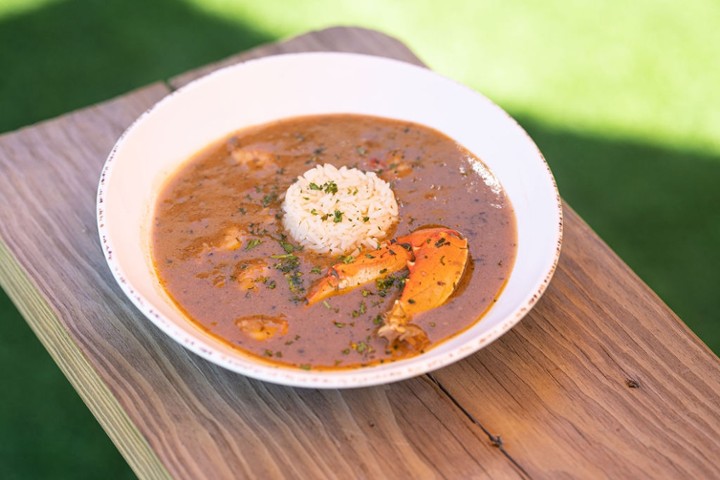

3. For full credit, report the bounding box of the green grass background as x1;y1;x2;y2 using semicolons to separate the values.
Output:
1;0;718;477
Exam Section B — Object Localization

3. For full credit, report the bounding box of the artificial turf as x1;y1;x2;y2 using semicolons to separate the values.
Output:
1;0;718;477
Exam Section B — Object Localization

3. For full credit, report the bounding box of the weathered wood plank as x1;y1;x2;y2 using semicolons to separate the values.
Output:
0;29;521;479
0;84;173;480
433;206;720;478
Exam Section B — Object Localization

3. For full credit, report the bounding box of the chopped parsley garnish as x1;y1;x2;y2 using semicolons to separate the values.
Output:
245;238;262;250
279;239;299;254
324;181;338;194
351;301;367;318
261;192;278;207
375;271;409;297
271;253;304;299
308;180;338;194
333;210;344;223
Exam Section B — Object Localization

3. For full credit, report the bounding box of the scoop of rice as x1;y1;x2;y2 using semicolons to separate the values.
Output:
282;164;398;254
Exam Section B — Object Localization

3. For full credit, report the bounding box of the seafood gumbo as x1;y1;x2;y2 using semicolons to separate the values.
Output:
151;114;517;370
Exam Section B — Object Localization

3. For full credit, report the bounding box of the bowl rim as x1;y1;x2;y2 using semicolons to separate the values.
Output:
97;51;563;388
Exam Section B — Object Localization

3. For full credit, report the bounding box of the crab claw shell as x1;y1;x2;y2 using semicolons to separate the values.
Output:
378;228;469;347
377;303;430;351
305;243;411;305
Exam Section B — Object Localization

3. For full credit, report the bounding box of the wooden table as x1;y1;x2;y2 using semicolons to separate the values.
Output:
1;27;719;479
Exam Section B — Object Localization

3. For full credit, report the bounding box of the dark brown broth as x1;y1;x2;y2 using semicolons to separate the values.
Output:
152;114;516;370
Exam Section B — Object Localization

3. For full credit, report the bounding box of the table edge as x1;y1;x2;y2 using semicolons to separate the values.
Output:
0;239;171;480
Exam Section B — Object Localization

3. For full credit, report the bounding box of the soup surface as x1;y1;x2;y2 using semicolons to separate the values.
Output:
152;114;516;370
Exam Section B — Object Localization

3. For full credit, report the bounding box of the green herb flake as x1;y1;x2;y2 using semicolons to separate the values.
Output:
351;301;366;318
309;182;322;191
362;216;370;222
355;341;368;353
310;266;323;274
341;255;355;264
245;238;263;250
261;192;278;207
299;364;312;371
334;322;346;328
280;240;298;254
333;210;343;223
373;315;383;325
324;181;338;194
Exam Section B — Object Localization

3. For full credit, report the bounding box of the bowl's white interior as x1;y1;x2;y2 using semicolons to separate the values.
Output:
98;52;562;388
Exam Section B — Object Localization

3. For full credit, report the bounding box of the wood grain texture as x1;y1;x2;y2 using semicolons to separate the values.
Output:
1;26;719;479
432;206;720;478
0;84;173;480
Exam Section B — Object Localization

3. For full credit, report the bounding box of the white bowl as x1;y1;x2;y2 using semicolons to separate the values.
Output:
97;52;562;388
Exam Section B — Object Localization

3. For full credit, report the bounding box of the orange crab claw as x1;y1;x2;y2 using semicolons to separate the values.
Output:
305;227;469;352
305;243;411;306
377;228;469;349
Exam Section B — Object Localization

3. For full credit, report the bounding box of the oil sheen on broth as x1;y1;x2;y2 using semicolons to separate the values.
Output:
152;114;517;370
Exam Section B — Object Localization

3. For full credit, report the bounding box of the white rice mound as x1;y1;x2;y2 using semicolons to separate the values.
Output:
282;164;399;254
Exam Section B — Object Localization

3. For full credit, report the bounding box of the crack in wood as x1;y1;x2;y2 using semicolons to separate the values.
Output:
427;373;533;480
